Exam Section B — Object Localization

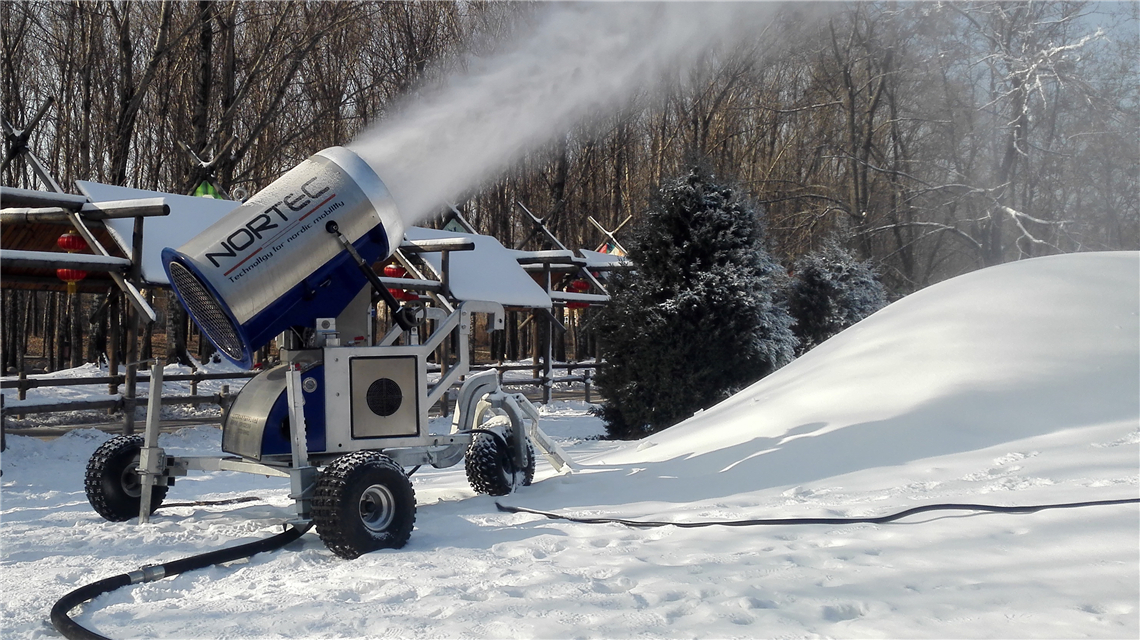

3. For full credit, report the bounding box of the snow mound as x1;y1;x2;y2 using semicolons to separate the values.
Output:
623;250;1136;462
527;252;1139;512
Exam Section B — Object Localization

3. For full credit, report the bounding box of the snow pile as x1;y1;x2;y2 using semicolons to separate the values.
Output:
1;252;1137;638
561;250;1139;509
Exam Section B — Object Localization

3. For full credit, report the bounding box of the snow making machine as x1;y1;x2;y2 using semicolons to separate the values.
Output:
82;147;568;558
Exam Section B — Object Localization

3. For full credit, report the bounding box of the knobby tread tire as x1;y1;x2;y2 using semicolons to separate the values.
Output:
312;451;416;559
465;425;535;497
85;435;168;522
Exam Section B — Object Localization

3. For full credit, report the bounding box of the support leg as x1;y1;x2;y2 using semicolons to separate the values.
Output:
138;360;165;523
285;363;315;522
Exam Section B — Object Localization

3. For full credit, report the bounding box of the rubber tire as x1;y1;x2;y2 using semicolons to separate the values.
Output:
85;435;168;522
465;418;535;497
312;451;416;559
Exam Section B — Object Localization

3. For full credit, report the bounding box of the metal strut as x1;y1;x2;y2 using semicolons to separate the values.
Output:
325;219;421;331
137;361;165;524
285;362;316;522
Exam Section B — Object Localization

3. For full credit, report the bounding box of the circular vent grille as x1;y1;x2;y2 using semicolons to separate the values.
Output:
366;378;402;417
168;261;245;362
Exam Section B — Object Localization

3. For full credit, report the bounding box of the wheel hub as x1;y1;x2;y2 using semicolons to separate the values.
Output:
120;457;142;498
359;483;396;533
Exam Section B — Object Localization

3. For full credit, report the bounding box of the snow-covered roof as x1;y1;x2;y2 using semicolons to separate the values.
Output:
404;227;550;308
548;290;609;306
76;181;240;285
507;248;580;264
0;249;132;271
579;248;630;270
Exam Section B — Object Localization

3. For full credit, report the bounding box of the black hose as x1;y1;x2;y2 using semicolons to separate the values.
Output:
495;497;1140;529
50;575;132;640
51;523;311;640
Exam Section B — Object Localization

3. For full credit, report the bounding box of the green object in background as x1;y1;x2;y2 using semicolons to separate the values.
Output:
193;181;222;199
443;218;467;234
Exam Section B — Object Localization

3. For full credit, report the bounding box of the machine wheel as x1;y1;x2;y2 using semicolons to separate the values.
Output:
465;416;535;497
312;451;416;559
85;435;168;522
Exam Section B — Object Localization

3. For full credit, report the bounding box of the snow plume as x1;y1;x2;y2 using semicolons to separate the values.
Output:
350;2;815;226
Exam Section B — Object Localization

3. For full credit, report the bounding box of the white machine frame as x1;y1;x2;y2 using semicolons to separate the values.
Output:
134;238;571;526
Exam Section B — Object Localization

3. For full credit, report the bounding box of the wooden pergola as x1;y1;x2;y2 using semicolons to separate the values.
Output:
2;103;171;434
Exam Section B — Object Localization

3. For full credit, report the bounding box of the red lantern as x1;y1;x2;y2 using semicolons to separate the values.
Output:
57;230;88;252
57;230;90;294
382;264;416;301
57;268;88;295
566;279;590;309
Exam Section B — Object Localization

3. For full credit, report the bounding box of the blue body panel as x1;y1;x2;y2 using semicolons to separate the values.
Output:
257;365;327;457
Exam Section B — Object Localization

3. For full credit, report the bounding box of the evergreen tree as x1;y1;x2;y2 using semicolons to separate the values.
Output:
786;242;886;354
594;167;797;439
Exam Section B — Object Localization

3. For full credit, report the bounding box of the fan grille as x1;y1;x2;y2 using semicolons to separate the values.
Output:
168;261;245;362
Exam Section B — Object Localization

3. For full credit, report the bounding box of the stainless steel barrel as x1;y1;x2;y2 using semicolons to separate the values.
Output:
163;147;404;368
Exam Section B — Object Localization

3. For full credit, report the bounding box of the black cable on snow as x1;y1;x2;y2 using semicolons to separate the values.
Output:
160;495;263;509
50;523;311;640
495;497;1140;529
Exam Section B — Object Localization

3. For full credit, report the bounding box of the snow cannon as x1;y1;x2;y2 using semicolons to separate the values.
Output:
85;181;570;560
162;147;405;369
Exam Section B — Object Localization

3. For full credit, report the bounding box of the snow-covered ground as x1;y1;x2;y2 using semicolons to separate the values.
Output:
2;251;1137;638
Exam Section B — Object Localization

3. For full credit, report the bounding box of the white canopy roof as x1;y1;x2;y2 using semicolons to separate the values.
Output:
404;227;550;308
76;181;239;285
579;248;630;270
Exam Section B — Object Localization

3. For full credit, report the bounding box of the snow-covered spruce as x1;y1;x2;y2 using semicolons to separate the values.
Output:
594;166;796;438
85;434;168;522
787;242;886;354
311;451;416;559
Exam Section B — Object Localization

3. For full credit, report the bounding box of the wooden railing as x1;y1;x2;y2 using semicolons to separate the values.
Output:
1;370;258;396
0;370;259;429
429;362;599;403
0;363;601;445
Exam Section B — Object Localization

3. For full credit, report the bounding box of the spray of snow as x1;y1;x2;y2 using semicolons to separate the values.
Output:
350;2;812;226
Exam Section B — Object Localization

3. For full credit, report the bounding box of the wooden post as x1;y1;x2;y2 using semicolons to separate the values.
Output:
107;292;120;396
122;216;146;435
507;310;519;361
16;370;26;420
16;292;27;381
543;265;553;405
543;312;553;405
122;303;139;435
68;289;83;368
531;309;541;381
44;292;55;370
140;289;154;370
